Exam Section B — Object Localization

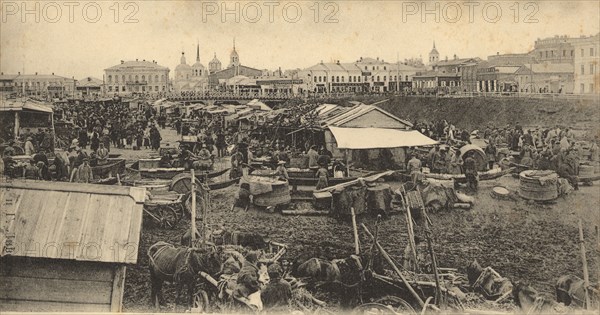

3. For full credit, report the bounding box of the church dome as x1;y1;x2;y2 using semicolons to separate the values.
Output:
210;54;221;66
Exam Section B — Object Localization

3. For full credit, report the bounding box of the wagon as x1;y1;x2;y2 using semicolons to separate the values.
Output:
143;193;185;229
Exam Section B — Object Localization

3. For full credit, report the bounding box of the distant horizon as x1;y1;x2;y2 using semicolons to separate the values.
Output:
2;1;599;79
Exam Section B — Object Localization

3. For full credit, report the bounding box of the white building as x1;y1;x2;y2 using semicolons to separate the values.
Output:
299;57;422;93
572;33;600;94
104;59;170;95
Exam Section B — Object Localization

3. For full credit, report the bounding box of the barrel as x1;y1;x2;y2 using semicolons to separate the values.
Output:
518;170;558;201
253;181;291;207
579;164;595;177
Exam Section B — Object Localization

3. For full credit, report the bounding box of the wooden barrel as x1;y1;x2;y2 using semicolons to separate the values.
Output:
253;181;291;207
366;184;392;215
579;164;595;177
518;170;558;201
170;173;203;194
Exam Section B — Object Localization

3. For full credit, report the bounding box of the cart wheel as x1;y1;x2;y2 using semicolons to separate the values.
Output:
373;296;417;315
192;289;210;312
185;190;205;219
170;173;203;194
158;205;180;229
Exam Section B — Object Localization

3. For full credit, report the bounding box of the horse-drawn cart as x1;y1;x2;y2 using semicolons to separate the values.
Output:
143;192;185;228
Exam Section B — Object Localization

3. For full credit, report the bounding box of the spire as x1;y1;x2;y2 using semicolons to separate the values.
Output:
433;41;436;49
233;37;236;51
196;41;200;62
180;51;186;65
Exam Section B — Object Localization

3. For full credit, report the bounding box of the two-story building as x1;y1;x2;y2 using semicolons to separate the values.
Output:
104;59;170;95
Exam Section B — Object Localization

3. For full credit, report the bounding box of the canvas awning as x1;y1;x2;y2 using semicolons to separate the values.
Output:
0;99;53;113
329;126;438;149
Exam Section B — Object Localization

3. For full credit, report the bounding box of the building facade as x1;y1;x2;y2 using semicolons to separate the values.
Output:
299;57;421;93
104;59;170;95
173;44;209;93
76;77;104;97
0;72;76;98
515;63;574;94
572;33;600;94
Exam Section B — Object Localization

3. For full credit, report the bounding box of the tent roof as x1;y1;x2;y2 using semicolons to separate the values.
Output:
0;99;53;113
329;126;438;149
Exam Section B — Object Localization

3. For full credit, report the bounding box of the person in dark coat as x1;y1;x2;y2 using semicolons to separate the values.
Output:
261;263;292;310
150;125;162;150
90;131;100;152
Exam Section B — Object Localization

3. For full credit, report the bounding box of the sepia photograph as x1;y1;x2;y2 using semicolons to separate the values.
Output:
0;0;599;314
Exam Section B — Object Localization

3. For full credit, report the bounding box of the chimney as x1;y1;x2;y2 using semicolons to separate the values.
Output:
35;72;38;75
377;57;379;61
497;52;500;55
52;72;54;75
18;72;20;75
143;59;145;61
136;58;138;61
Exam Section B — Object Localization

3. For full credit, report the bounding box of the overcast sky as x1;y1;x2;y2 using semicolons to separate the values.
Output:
1;0;599;79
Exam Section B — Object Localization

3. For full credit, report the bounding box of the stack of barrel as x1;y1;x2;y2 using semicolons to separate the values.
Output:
518;170;559;201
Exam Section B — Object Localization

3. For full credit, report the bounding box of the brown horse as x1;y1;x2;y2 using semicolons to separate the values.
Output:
148;241;224;310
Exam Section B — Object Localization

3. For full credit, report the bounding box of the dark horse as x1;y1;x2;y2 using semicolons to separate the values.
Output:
148;241;224;310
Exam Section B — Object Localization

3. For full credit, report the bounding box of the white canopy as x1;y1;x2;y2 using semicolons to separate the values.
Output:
329;126;438;149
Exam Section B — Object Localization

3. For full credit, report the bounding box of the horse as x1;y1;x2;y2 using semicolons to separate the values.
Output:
513;281;562;314
556;274;599;308
147;241;224;310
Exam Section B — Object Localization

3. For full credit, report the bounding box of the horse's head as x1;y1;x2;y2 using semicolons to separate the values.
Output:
190;246;223;277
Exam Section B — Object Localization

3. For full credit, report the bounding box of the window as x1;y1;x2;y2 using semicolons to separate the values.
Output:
142;75;145;82
336;76;339;82
372;66;375;70
341;76;344;82
581;65;585;75
377;76;380;82
371;76;374;82
591;64;595;74
155;75;159;82
581;49;584;57
591;84;594;93
365;66;367;70
142;86;146;92
581;83;585;93
405;75;409;81
314;76;317;82
108;86;112;92
122;86;126;91
383;76;386;81
135;75;139;82
384;66;386;70
148;76;152;83
591;48;595;56
108;75;112;83
571;50;574;56
539;52;543;58
358;76;361;82
545;51;548;58
563;50;566;57
115;76;119;83
161;75;165;82
331;76;334;82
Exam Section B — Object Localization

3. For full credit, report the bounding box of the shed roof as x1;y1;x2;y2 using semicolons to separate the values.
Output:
0;180;145;264
0;99;53;113
324;104;413;128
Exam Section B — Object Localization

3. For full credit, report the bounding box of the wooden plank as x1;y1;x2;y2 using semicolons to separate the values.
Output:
77;194;109;262
125;203;144;264
0;298;110;312
0;257;114;282
13;190;45;256
57;193;91;260
1;180;144;202
110;265;126;312
0;275;113;304
27;191;69;258
42;192;72;257
102;197;131;261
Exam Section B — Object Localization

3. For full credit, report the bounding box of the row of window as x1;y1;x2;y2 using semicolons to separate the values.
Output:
363;65;387;71
107;85;166;92
539;47;596;59
107;73;166;83
580;63;597;75
312;75;410;83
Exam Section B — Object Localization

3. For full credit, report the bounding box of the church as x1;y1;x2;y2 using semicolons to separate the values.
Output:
173;43;210;93
207;39;263;90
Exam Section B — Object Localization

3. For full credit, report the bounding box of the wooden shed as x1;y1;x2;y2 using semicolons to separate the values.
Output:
0;180;145;312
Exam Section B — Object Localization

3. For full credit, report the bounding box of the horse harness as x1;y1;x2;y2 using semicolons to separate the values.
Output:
149;244;197;283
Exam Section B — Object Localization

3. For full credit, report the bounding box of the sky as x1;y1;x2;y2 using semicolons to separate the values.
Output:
1;0;599;79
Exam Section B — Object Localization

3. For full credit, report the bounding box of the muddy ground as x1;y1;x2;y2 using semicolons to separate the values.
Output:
123;173;600;313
